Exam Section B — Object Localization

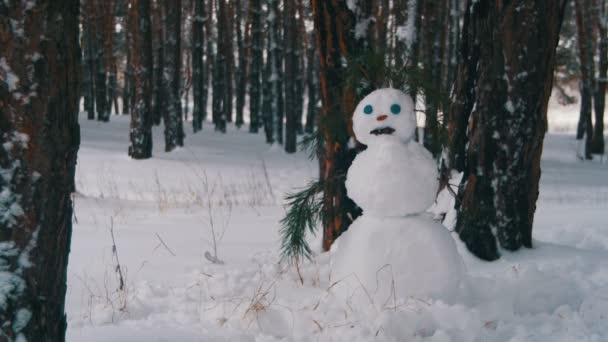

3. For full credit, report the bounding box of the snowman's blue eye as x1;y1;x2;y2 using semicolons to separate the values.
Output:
363;105;373;115
390;104;401;115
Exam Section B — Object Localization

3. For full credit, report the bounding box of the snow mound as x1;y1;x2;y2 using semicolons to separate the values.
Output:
346;141;439;217
330;214;466;308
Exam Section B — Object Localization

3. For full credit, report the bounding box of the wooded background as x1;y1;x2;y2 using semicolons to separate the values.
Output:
1;0;606;340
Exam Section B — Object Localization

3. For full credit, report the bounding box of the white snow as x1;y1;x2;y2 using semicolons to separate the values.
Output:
352;88;417;146
65;92;608;341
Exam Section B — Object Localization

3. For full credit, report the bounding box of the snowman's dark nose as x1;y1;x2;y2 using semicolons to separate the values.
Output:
377;115;388;121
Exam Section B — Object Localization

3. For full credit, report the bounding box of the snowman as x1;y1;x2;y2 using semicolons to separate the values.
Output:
331;88;465;307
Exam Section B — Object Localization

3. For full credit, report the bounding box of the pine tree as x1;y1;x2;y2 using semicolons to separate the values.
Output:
592;0;607;155
575;0;595;159
446;0;568;260
128;0;154;159
284;0;298;153
152;0;165;126
0;0;80;339
163;0;185;151
192;0;206;132
249;0;263;133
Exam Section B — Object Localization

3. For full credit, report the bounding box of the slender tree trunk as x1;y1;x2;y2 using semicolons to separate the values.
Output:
592;0;607;155
152;0;164;126
262;32;274;143
249;0;263;133
284;0;297;153
447;0;567;260
83;2;97;120
575;0;595;159
0;0;80;339
192;0;206;132
305;31;319;134
128;0;154;159
94;0;109;122
163;0;185;151
268;0;284;144
235;0;247;128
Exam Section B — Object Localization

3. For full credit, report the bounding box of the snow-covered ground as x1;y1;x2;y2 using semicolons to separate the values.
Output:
66;98;608;341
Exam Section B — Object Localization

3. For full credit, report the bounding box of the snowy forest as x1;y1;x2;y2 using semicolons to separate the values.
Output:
1;0;608;341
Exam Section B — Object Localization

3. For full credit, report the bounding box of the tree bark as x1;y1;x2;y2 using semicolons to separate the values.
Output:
128;0;154;159
192;0;206;132
0;0;80;339
312;0;361;251
284;0;297;153
575;0;595;159
163;0;185;151
592;0;607;155
249;0;263;133
235;0;247;128
447;0;567;260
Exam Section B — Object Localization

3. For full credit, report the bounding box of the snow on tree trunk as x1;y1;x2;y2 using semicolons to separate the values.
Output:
447;0;567;261
0;0;80;339
128;0;154;159
235;0;247;129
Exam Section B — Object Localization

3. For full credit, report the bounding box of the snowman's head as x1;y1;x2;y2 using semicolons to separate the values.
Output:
353;88;416;146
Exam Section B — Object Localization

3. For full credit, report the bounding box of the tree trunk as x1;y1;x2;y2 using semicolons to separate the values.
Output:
94;0;109;122
249;0;263;133
192;0;206;132
128;0;154;159
305;30;318;134
163;0;185;151
268;0;284;144
284;0;297;153
0;0;80;340
447;0;567;260
235;0;247;129
592;0;607;155
312;0;361;251
83;1;97;120
575;0;595;159
152;0;164;126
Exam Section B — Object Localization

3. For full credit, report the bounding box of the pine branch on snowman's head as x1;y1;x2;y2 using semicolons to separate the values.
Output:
352;88;416;146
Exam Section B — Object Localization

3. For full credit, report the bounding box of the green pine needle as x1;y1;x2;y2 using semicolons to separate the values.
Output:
279;180;324;263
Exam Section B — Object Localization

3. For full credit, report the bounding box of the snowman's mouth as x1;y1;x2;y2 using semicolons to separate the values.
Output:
370;127;396;136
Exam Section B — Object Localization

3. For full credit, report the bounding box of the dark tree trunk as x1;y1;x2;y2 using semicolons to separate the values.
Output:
192;0;206;132
284;0;297;153
152;0;164;126
249;0;263;133
235;0;247;129
94;1;109;122
447;0;567;261
312;0;361;251
0;0;80;340
268;0;284;144
223;0;234;124
421;0;444;157
575;0;595;159
83;1;97;120
592;0;607;155
128;0;154;159
262;33;274;143
163;0;185;151
305;30;318;134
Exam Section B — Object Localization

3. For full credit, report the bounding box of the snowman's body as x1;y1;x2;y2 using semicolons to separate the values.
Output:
331;88;465;306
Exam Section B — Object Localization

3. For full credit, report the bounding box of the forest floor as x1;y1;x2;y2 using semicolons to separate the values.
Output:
66;98;608;341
